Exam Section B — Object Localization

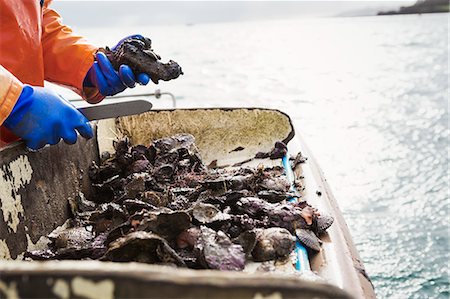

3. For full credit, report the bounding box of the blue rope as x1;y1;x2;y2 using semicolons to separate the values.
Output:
281;155;310;272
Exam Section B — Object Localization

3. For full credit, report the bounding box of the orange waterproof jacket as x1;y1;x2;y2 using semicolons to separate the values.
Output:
0;0;103;143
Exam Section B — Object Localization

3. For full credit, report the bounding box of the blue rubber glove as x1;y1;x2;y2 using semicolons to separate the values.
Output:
84;34;151;96
3;85;93;150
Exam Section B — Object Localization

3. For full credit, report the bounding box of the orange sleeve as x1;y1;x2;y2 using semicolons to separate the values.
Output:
0;65;23;125
41;3;105;104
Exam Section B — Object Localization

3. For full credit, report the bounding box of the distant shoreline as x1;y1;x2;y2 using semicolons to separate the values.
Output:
378;0;449;15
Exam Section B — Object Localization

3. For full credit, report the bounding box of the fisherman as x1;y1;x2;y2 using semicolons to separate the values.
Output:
0;0;150;150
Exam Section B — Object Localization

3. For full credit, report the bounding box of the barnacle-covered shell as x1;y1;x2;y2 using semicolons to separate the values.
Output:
141;190;169;207
48;224;94;251
192;203;231;224
258;176;291;192
234;197;272;216
104;231;185;266
89;203;128;233
251;228;295;262
124;173;148;197
266;204;303;232
195;226;245;271
27;233;108;261
101;35;183;84
135;210;191;240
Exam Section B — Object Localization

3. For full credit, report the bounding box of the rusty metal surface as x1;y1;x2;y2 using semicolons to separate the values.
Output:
0;132;98;260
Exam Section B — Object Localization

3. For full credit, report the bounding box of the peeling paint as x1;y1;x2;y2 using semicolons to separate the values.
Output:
0;155;33;232
52;279;70;299
0;281;19;299
0;239;11;260
71;277;114;299
26;232;50;252
14;253;24;261
253;292;283;299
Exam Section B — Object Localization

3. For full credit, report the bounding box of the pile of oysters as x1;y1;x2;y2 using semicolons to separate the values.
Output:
26;134;333;272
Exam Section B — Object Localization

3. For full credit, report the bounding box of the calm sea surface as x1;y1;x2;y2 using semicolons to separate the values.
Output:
64;13;449;298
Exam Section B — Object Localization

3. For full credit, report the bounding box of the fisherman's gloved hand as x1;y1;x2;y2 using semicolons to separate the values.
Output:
3;85;93;150
83;34;151;96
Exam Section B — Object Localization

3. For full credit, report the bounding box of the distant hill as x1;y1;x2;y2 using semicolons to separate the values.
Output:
378;0;449;15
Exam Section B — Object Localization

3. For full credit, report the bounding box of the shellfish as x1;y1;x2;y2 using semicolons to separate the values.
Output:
100;35;183;84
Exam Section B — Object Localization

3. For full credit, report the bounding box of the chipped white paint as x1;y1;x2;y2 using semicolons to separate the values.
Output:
71;277;114;299
97;119;118;154
0;239;11;260
11;222;68;260
0;281;19;299
14;253;24;260
0;155;33;232
253;292;283;299
26;233;50;252
52;279;70;299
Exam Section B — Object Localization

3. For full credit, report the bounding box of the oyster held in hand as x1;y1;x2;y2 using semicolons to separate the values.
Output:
100;35;183;84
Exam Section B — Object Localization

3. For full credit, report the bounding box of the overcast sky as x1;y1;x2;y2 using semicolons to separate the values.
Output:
51;1;416;27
